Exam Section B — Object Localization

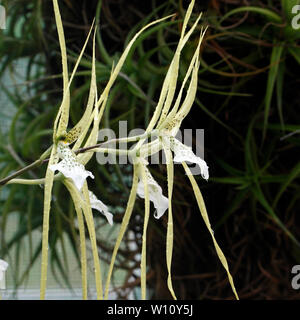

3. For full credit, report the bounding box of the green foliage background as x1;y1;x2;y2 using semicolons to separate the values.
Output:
1;0;300;299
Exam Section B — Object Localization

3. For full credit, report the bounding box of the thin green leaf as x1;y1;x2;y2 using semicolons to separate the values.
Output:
263;44;284;140
220;6;282;24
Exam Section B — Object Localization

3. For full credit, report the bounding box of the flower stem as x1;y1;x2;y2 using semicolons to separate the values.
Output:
0;132;155;187
0;146;52;186
104;165;138;299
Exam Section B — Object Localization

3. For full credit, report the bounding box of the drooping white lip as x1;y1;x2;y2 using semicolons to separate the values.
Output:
137;165;169;219
49;142;94;191
0;259;8;282
169;137;209;180
0;259;8;271
87;191;114;225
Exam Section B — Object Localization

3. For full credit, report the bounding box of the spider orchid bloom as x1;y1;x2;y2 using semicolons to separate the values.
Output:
51;143;113;225
136;162;169;219
167;136;209;180
88;191;113;226
50;141;94;191
0;259;8;290
139;135;209;181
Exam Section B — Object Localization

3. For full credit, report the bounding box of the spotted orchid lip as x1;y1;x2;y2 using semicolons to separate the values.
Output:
51;143;113;226
50;142;94;191
168;137;209;180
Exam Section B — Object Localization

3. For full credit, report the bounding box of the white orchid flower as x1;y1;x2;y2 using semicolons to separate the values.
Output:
168;137;209;180
51;143;113;226
88;191;113;225
140;135;209;181
137;163;168;219
0;259;8;290
50;141;94;191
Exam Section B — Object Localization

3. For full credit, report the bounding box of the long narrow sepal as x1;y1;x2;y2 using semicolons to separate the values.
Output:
139;163;151;300
104;165;139;299
182;162;239;300
162;140;177;300
65;181;88;300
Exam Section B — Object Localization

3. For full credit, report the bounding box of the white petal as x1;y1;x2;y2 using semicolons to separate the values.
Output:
88;191;113;225
50;142;94;191
0;259;8;281
137;166;169;219
171;138;209;180
0;259;8;271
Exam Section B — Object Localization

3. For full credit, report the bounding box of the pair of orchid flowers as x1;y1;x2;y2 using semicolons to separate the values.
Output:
47;0;208;231
50;128;209;224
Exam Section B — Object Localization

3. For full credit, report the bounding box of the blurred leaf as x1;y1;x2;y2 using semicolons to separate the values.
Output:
263;43;284;140
281;0;300;21
220;7;282;25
